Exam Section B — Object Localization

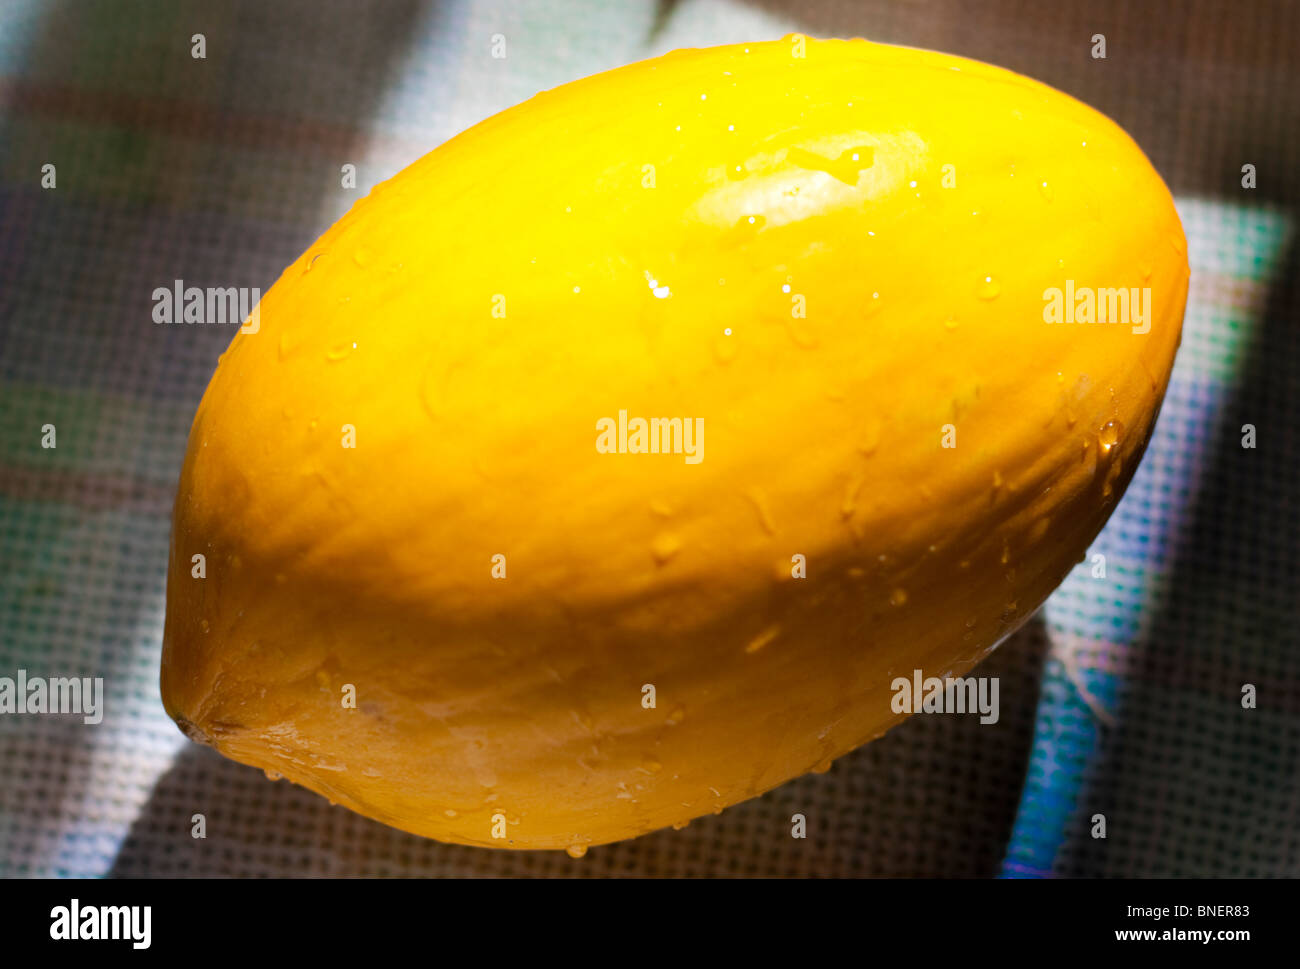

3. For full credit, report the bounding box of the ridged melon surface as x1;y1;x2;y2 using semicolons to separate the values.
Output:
162;36;1188;850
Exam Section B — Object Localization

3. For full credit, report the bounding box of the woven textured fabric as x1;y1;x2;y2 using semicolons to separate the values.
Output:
1;0;1297;877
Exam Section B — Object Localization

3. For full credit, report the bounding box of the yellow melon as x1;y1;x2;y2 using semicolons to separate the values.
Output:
161;36;1188;850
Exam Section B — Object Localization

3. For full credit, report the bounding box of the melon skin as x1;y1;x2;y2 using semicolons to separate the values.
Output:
161;36;1188;850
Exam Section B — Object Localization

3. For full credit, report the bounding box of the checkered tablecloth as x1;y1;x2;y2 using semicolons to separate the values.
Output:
2;0;1297;877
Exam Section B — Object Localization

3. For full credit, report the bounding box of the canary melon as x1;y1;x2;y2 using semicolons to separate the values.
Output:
161;36;1188;850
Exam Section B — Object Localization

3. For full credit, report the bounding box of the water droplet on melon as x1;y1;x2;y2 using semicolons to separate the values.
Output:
975;275;1001;300
745;626;781;653
1099;420;1123;453
651;534;681;564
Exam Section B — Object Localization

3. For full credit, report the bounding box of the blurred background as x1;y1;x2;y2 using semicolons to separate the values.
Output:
0;0;1296;876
